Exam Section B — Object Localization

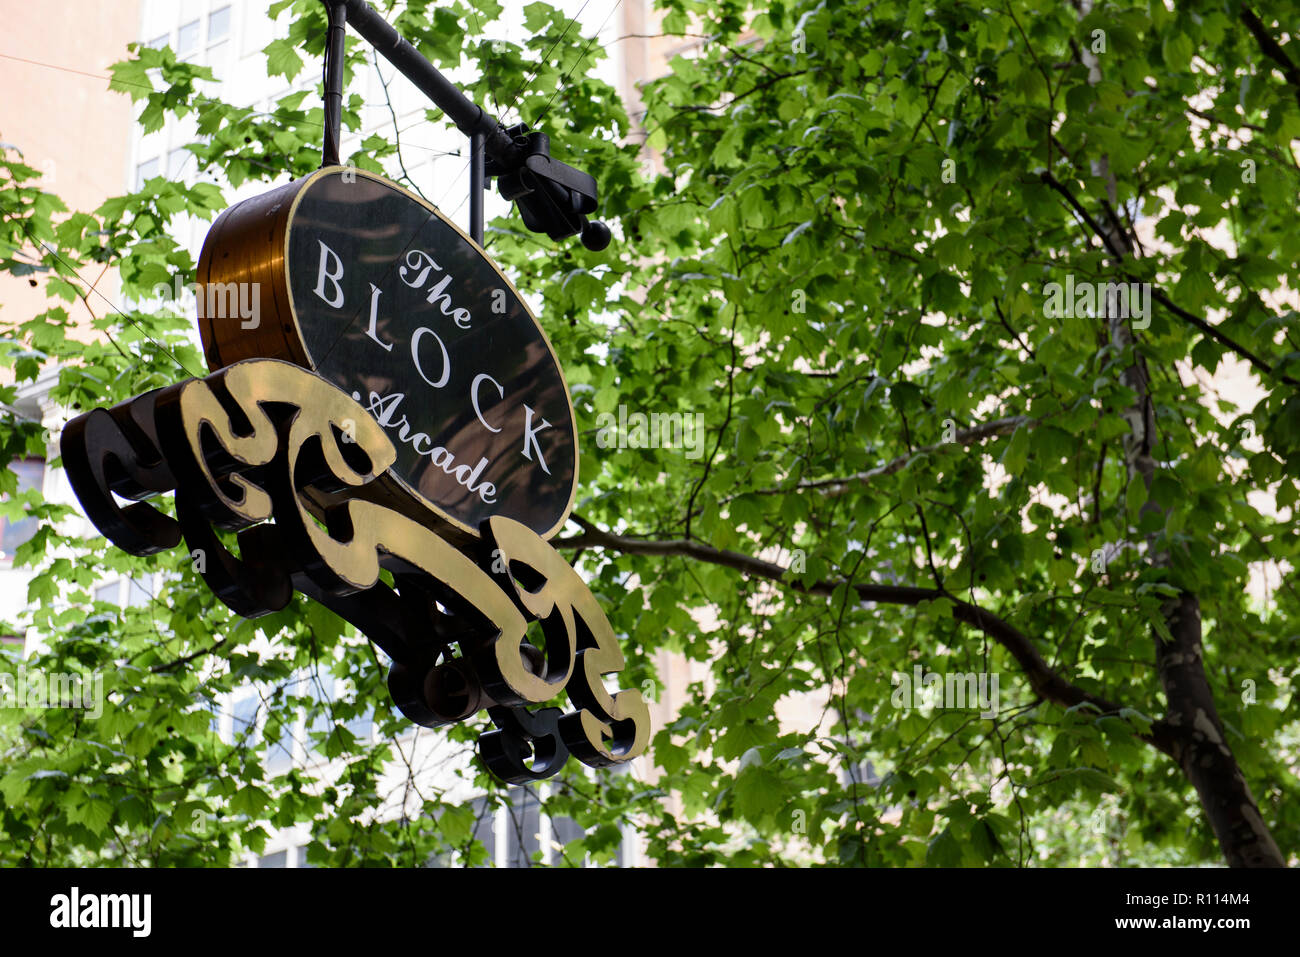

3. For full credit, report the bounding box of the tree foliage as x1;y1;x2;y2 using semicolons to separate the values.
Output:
2;0;1299;866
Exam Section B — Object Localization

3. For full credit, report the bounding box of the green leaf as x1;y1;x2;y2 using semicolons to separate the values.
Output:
265;38;303;79
925;826;963;867
67;798;115;835
1002;425;1030;476
1162;32;1192;72
732;765;784;825
1125;473;1147;524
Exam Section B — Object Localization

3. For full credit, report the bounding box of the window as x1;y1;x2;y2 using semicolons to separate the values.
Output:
202;697;221;738
167;147;189;178
468;796;497;866
208;41;231;81
146;34;168;50
425;850;452;868
135;158;159;189
346;708;371;743
550;814;584;856
177;20;200;56
842;759;880;788
304;673;332;759
300;672;372;758
207;6;232;81
208;7;231;43
126;575;153;608
232;695;260;743
335;677;372;743
459;789;636;867
267;701;296;773
541;810;628;866
257;850;287;868
94;581;120;606
0;459;43;559
267;732;294;772
501;790;542;867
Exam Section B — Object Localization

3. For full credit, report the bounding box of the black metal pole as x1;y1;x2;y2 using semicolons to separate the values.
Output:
314;0;608;249
469;131;484;244
339;0;518;168
322;1;347;167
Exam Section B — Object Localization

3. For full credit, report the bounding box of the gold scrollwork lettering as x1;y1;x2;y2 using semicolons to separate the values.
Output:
61;358;649;780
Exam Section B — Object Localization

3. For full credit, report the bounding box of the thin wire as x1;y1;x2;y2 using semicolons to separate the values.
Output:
437;0;619;236
0;51;462;159
500;0;593;127
427;0;595;216
21;228;199;379
464;5;501;118
531;0;624;132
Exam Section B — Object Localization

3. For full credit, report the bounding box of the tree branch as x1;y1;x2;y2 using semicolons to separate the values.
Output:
1038;170;1299;387
1239;5;1300;111
557;516;1147;732
729;415;1034;501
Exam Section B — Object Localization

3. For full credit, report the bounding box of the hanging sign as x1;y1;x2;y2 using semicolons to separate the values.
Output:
60;168;647;784
196;166;577;544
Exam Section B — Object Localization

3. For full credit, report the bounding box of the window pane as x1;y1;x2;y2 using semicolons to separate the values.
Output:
257;851;287;868
0;459;43;558
203;697;222;740
126;575;152;607
94;582;120;605
334;678;371;742
208;6;231;42
345;708;371;743
10;460;41;493
843;758;879;787
550;815;583;847
178;20;200;55
208;40;231;81
503;790;540;867
305;674;333;757
146;34;168;49
136;158;159;189
167;148;189;177
0;514;37;558
267;704;295;772
469;796;496;867
232;696;260;743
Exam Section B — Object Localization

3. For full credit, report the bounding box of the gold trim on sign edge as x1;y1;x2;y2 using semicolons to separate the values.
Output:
280;165;581;542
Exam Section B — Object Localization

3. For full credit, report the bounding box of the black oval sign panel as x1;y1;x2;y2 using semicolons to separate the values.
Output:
278;168;577;540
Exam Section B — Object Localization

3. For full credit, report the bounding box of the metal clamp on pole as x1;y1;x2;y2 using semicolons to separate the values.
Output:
317;0;611;250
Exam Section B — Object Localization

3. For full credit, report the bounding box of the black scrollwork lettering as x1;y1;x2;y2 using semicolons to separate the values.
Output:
60;390;180;556
58;358;648;782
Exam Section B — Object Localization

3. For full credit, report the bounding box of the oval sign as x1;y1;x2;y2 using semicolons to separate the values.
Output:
197;167;578;541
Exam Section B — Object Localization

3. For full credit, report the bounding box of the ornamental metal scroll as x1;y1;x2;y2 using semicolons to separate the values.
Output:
59;358;650;783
